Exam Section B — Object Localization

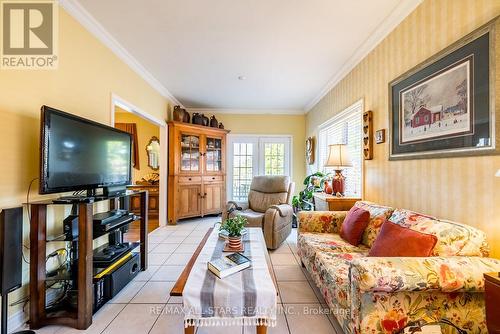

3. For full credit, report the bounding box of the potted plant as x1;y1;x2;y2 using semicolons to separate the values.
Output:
220;215;247;250
291;172;328;227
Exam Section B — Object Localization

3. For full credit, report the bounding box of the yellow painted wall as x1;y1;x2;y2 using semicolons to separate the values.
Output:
115;110;161;182
306;0;500;257
214;113;306;192
0;8;172;320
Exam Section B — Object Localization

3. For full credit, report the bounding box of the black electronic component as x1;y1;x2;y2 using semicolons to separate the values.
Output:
103;253;140;300
0;207;35;334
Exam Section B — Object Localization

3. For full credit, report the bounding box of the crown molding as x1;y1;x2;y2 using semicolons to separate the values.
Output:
186;108;305;115
59;0;182;107
304;0;423;112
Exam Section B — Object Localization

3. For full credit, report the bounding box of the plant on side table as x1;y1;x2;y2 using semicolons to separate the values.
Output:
292;172;329;227
220;215;247;250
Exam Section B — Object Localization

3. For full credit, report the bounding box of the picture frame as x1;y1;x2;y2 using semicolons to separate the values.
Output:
388;17;498;160
306;137;315;164
375;129;385;144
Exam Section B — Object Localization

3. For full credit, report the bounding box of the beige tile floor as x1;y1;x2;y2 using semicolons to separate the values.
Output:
32;217;343;334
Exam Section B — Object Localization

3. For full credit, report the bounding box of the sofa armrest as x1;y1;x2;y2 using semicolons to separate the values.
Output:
297;211;347;234
350;256;500;293
267;204;293;217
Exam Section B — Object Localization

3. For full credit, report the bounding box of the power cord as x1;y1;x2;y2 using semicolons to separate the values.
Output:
22;177;39;264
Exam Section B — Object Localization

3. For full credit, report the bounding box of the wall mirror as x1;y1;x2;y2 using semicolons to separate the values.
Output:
146;136;160;170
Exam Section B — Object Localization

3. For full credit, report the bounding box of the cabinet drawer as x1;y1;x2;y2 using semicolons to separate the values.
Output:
179;176;201;183
203;175;223;182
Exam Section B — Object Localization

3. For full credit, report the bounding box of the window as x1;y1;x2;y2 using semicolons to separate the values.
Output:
228;136;291;201
318;100;363;197
232;143;254;201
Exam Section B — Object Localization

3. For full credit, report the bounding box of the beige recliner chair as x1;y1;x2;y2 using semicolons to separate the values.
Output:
224;175;295;249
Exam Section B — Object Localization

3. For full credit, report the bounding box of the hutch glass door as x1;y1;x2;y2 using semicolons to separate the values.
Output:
205;136;222;172
180;134;200;172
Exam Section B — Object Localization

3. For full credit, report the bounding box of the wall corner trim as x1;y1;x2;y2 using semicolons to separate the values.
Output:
59;0;182;107
303;0;423;112
187;108;305;115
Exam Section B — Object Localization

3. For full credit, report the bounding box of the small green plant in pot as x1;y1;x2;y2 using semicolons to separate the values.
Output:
220;215;247;250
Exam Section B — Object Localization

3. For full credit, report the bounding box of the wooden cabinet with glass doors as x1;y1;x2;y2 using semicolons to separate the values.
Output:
167;121;230;224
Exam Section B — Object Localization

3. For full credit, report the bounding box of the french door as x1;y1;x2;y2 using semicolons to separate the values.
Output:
227;135;291;201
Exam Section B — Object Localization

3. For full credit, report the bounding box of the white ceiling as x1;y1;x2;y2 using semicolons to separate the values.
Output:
71;0;421;111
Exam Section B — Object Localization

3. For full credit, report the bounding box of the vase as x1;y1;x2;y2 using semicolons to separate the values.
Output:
209;115;218;128
182;111;190;123
192;113;204;125
201;114;209;126
227;236;242;250
173;105;187;122
324;181;333;194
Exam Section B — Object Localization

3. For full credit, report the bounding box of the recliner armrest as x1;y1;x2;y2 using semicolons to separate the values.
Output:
267;204;293;217
226;201;249;212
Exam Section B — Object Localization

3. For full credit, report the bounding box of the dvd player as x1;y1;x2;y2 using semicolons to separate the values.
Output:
93;210;137;234
93;209;128;224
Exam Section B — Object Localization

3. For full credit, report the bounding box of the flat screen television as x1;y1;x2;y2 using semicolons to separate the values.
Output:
39;105;132;195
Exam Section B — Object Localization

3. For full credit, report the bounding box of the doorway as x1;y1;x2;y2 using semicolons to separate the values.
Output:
110;94;168;238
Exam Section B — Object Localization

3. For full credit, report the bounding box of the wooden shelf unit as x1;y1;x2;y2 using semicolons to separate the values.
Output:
168;121;230;225
29;191;148;330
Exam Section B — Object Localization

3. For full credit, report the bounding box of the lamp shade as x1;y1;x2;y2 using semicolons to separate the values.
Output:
324;144;353;169
496;169;500;177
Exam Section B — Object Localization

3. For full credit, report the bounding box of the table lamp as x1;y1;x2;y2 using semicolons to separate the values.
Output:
324;144;353;196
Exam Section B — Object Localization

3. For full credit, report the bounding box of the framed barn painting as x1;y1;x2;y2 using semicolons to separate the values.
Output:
388;18;498;160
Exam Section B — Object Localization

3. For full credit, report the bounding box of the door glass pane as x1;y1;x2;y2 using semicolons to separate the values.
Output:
264;143;285;175
180;134;200;171
232;143;253;201
205;137;222;172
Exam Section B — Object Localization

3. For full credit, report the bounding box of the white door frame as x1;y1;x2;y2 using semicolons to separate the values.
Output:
110;93;168;226
226;134;293;201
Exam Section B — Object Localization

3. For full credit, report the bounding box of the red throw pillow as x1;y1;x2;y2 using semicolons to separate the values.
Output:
368;220;438;257
340;206;370;246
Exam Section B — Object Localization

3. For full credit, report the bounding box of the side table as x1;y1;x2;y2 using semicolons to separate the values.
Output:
312;193;361;211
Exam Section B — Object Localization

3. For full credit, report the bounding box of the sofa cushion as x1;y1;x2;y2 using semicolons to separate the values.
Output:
388;208;490;256
368;220;438;257
298;232;368;266
340;206;370;246
354;201;395;248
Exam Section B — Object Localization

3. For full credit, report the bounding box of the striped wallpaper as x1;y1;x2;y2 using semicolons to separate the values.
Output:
306;0;500;257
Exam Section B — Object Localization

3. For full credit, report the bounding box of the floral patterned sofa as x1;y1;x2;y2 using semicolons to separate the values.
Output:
297;201;500;334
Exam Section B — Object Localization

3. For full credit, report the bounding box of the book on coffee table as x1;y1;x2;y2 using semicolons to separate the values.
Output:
207;252;251;279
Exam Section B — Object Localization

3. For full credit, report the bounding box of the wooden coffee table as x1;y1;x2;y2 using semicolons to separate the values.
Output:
170;227;277;334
